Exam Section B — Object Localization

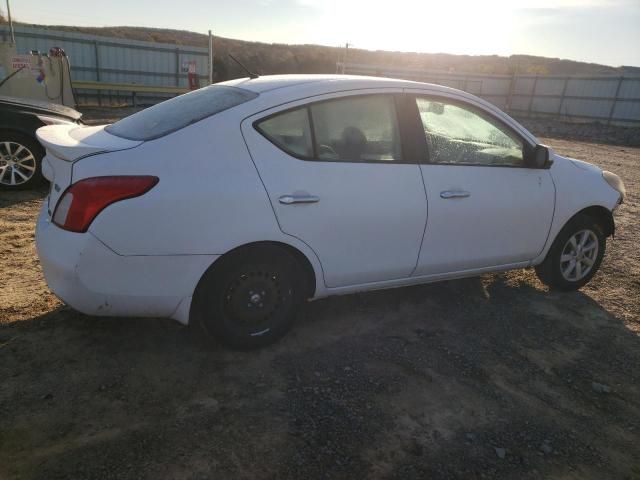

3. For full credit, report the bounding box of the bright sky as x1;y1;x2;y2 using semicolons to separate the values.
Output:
7;0;640;67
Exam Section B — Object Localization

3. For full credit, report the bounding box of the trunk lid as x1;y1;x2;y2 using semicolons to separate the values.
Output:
37;124;143;214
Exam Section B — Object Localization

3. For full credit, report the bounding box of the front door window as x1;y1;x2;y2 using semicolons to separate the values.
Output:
416;98;524;167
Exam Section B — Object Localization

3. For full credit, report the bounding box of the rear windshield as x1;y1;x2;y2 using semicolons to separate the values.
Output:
105;85;258;141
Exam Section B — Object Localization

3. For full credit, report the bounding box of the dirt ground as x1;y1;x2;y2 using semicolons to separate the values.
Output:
0;134;639;480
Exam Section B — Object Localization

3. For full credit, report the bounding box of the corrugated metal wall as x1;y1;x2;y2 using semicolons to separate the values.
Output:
2;25;639;125
344;63;640;126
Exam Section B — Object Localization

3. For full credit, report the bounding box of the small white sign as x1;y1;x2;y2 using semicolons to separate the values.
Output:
11;55;33;71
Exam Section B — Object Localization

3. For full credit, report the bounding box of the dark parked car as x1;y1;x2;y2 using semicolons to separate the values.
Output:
0;96;82;189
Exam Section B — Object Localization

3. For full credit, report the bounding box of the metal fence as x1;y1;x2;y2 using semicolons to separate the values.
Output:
2;25;639;125
342;63;640;127
1;25;209;104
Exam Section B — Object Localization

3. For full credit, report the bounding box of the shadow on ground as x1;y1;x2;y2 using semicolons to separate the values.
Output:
0;188;47;209
1;274;639;479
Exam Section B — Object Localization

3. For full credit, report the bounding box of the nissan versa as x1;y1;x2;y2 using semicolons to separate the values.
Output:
35;75;626;348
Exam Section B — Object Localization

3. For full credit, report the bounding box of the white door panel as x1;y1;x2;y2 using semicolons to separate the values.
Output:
415;165;555;275
241;92;428;288
244;142;427;287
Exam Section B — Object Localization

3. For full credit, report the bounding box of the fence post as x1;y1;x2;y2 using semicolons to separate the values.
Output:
93;40;102;106
208;30;213;85
556;76;569;120
607;76;624;126
527;75;538;118
506;74;516;113
175;48;180;87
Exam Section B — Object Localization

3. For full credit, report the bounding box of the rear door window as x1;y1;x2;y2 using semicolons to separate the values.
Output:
310;95;402;162
105;85;258;141
255;94;403;163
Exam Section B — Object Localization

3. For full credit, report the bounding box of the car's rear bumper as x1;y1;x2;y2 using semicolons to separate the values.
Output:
35;201;217;324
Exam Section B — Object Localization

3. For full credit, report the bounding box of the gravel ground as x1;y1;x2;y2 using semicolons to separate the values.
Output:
0;129;639;479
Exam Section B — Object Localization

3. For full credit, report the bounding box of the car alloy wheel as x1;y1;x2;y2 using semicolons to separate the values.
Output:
0;141;37;187
559;229;599;282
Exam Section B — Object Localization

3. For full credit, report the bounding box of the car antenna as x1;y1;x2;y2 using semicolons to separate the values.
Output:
228;54;259;79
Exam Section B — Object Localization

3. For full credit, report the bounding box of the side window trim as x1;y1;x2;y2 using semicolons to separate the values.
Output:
406;93;535;168
253;93;417;165
395;94;429;165
306;107;319;159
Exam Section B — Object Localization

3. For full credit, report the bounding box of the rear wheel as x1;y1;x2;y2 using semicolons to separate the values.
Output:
192;245;305;349
535;214;606;291
0;132;45;190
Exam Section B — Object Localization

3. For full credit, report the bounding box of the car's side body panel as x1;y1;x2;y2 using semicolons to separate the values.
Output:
323;259;532;297
0;96;80;136
0;108;46;138
415;165;555;275
241;89;429;288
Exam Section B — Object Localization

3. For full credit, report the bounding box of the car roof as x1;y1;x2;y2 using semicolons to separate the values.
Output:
218;74;423;93
216;74;490;110
217;74;462;93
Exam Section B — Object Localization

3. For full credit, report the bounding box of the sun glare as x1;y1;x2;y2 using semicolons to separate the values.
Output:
302;0;517;56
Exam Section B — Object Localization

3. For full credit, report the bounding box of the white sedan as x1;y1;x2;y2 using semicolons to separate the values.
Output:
35;75;626;348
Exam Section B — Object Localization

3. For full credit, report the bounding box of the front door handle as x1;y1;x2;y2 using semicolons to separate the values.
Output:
279;194;320;205
440;190;470;199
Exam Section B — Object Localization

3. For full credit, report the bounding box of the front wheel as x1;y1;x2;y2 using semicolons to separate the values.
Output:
535;214;606;291
192;245;305;349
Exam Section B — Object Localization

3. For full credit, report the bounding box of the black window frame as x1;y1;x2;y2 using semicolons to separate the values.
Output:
254;93;421;165
406;93;538;169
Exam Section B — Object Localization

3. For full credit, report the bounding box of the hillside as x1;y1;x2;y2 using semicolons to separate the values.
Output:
2;17;637;80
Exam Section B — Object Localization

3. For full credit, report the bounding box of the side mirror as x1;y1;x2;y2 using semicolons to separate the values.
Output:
528;144;552;169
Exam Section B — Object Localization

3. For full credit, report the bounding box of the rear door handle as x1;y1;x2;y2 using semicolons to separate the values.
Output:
279;194;320;205
440;190;470;199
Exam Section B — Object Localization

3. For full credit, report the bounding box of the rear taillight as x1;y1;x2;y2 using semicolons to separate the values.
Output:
52;176;159;233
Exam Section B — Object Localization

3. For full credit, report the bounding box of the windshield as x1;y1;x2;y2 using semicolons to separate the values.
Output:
105;85;258;141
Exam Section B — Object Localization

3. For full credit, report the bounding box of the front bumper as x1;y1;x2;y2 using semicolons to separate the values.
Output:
35;201;217;323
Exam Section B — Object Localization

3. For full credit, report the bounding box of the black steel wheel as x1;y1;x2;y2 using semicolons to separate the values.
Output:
192;245;305;349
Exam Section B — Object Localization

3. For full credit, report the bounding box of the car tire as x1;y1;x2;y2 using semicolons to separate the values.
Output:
192;245;306;349
535;214;606;291
0;131;45;190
